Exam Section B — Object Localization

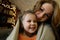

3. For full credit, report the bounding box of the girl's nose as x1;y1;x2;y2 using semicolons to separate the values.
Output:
31;21;35;25
31;21;34;24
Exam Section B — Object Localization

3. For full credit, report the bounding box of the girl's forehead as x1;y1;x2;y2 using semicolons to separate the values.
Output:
22;13;35;19
22;13;37;20
23;13;33;17
24;13;35;18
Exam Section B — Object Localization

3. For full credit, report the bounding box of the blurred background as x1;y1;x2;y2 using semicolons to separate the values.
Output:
9;0;60;11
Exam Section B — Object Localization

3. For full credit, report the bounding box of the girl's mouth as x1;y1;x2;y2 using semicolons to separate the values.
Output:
29;26;36;30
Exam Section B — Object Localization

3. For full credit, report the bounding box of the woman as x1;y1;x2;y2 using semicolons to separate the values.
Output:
33;0;60;40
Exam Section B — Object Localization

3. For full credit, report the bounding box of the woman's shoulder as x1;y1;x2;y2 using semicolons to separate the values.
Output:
37;24;55;40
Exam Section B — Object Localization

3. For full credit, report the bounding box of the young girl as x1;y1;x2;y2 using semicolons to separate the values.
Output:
18;10;38;40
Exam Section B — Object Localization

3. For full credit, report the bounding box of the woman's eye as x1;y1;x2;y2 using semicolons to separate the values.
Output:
45;14;48;17
40;8;44;11
44;14;49;17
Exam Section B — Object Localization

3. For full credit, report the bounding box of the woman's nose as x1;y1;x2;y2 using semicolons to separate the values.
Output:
39;12;45;18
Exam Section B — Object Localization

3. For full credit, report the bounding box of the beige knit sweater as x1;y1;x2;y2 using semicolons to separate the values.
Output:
36;23;55;40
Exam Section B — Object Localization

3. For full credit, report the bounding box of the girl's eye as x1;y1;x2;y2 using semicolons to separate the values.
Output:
27;20;37;23
27;20;31;22
33;20;37;23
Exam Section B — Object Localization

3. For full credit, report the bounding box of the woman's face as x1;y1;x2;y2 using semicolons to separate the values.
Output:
22;13;37;34
35;3;53;22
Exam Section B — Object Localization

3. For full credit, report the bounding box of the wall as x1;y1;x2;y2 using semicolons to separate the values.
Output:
10;0;60;11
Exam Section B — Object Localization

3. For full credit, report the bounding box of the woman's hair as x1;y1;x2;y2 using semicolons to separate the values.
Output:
33;0;60;27
33;0;60;40
33;0;56;12
33;0;57;24
19;10;37;33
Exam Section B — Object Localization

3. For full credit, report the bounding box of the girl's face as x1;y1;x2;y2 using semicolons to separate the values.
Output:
22;13;37;34
35;3;53;22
